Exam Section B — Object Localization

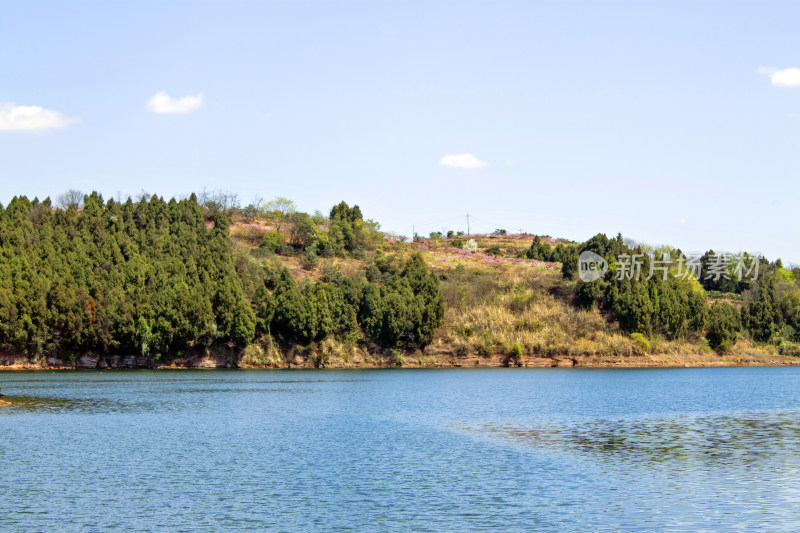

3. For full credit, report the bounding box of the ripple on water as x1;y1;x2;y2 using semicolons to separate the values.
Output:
466;409;800;467
2;368;800;532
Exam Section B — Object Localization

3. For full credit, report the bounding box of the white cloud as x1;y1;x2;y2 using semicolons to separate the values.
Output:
679;217;687;226
146;91;204;114
771;68;800;87
440;153;487;168
758;67;800;88
0;102;75;132
382;24;398;35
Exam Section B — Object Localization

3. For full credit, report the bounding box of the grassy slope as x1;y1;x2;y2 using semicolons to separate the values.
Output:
230;219;798;368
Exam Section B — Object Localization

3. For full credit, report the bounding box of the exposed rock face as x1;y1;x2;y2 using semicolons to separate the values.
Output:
77;354;99;369
120;356;150;368
193;357;219;369
2;348;799;370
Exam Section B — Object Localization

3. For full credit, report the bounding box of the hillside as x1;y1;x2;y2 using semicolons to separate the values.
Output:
228;222;798;369
1;192;799;369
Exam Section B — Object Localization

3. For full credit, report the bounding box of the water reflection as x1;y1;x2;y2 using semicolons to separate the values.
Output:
468;410;800;466
2;369;800;531
0;395;138;414
0;371;379;416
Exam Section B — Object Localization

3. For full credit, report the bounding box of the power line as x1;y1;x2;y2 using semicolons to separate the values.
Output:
468;215;505;233
409;212;526;238
412;215;467;229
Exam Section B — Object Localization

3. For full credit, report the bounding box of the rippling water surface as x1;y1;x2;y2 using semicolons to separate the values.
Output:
2;367;800;531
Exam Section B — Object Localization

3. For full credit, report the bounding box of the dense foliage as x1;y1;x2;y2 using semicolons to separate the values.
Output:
706;302;741;353
0;193;255;358
2;187;795;362
529;231;800;354
246;251;445;349
0;193;445;360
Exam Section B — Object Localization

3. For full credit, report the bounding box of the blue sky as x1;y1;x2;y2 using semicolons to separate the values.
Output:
1;0;799;263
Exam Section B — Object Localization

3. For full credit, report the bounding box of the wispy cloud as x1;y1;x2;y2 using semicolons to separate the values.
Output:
146;92;204;114
0;102;75;132
440;153;487;169
758;67;800;88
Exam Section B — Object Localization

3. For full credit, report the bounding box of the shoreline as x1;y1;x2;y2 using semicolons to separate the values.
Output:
1;352;798;371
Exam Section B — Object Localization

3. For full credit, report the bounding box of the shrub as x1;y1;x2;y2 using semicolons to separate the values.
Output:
453;340;470;357
259;231;283;254
508;342;524;356
630;333;650;354
365;264;382;283
241;336;283;366
715;340;733;354
485;245;502;257
464;239;478;252
778;340;800;356
303;249;319;270
706;302;740;353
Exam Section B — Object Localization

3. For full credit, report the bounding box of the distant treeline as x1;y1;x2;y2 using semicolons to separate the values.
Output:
0;193;443;360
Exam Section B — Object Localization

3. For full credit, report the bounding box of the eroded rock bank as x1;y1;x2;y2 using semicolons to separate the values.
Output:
1;348;799;370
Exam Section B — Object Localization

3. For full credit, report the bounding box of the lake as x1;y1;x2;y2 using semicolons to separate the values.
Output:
2;367;800;531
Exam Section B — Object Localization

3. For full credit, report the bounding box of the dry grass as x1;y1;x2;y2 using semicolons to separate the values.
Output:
228;219;795;365
432;263;710;359
240;336;286;367
230;224;269;247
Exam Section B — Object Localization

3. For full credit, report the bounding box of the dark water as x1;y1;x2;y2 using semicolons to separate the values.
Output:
2;368;800;532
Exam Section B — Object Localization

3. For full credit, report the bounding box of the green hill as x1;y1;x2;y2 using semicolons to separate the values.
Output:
1;191;798;369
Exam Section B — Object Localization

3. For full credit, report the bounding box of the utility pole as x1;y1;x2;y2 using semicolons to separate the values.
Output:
412;224;415;242
466;214;470;235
